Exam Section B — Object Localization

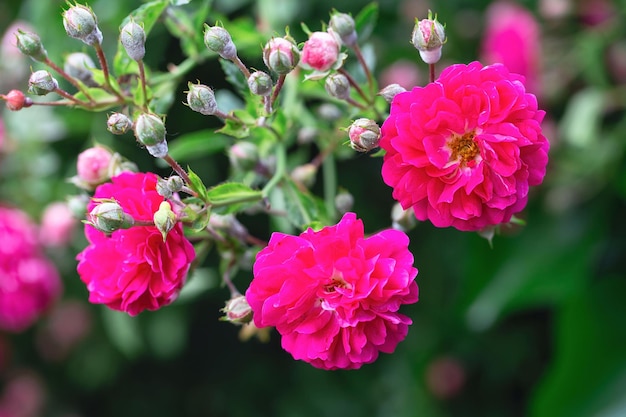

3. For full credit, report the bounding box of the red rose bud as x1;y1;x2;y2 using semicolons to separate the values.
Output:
75;145;113;188
379;83;407;103
203;25;236;59
15;29;47;61
301;31;341;72
329;11;357;47
87;200;135;233
64;52;96;86
153;201;177;241
263;36;300;75
62;3;102;46
107;112;133;135
247;71;273;96
120;19;146;61
411;12;446;64
3;89;32;111
348;118;381;152
221;294;253;324
324;73;350;99
28;70;58;95
186;82;218;115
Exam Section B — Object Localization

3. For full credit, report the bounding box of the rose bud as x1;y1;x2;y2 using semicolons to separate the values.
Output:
120;19;146;61
62;3;103;46
263;36;300;75
28;70;58;95
203;25;236;59
348;118;381;152
411;12;446;64
15;29;47;61
186;82;218;115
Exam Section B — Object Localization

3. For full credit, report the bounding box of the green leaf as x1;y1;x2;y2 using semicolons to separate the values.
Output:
206;182;263;210
281;178;326;229
354;3;378;42
186;167;209;201
73;87;120;111
181;197;211;232
167;130;230;162
149;79;177;114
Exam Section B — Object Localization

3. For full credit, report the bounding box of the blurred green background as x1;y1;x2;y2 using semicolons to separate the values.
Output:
1;0;626;416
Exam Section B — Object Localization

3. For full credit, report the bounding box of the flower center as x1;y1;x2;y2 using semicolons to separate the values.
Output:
448;130;479;166
323;275;350;293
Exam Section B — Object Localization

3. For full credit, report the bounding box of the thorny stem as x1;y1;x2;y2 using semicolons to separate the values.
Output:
137;60;148;109
162;154;192;188
93;43;125;101
53;87;90;107
339;68;369;104
44;58;94;102
214;109;241;122
346;97;367;110
270;74;286;109
429;63;436;83
231;56;251;79
352;43;375;97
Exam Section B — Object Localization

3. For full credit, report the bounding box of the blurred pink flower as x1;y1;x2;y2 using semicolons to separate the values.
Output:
36;300;92;361
76;172;195;316
246;212;419;370
380;61;549;231
379;60;422;90
39;202;76;247
0;371;45;417
480;1;542;96
425;356;466;399
0;206;62;333
300;31;340;72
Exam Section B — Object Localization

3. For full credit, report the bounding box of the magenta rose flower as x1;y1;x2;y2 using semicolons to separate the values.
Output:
301;31;340;72
0;206;62;333
76;172;195;316
380;61;549;232
245;212;419;370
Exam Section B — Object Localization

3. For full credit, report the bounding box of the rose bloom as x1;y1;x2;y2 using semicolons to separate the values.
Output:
0;206;62;333
39;201;76;247
480;1;541;96
301;31;340;72
380;61;549;231
246;212;419;370
76;172;195;316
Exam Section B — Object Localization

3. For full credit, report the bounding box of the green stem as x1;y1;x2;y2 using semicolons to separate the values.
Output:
322;151;337;221
262;141;287;198
44;58;94;102
149;49;213;85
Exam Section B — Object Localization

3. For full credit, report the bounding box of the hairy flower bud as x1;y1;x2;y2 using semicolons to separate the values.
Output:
203;25;236;59
157;176;184;198
247;71;273;96
228;141;258;171
28;70;58;95
2;90;32;111
291;163;318;188
153;201;177;241
62;4;103;46
87;200;134;233
379;83;407;103
120;19;146;61
107;112;133;135
324;73;350;99
329;12;357;47
262;37;300;75
186;82;218;115
64;52;96;86
221;294;253;324
348;118;381;152
73;145;113;190
411;12;446;64
334;190;354;214
15;29;47;61
134;113;166;147
301;31;341;72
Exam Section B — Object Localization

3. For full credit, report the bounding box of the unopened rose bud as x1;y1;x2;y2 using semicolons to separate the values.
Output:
348;118;381;152
324;73;350;99
107;112;133;135
39;202;76;247
75;145;113;188
62;4;103;46
64;52;96;86
334;190;354;214
379;83;406;103
145;142;168;158
87;200;134;233
221;294;253;324
291;163;317;188
120;19;146;61
186;82;218;115
301;31;341;72
28;70;58;95
391;202;416;232
297;126;317;145
411;12;446;64
262;37;300;75
134;113;166;147
15;29;47;61
157;176;184;198
203;25;236;59
329;12;357;47
247;71;273;96
153;201;177;241
228;141;259;171
2;90;32;111
317;103;341;121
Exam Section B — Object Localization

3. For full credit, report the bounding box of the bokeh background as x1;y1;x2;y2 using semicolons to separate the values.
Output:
1;0;626;416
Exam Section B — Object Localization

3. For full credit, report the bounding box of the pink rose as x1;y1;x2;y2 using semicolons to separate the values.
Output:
75;145;113;188
76;172;195;316
480;1;541;96
39;201;76;247
246;212;419;370
380;61;549;231
301;31;340;72
0;206;62;333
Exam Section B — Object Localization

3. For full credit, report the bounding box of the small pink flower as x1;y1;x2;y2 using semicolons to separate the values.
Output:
39;202;76;247
75;145;113;188
380;61;549;231
76;172;195;316
0;206;62;333
480;1;542;96
246;212;419;370
301;31;340;72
